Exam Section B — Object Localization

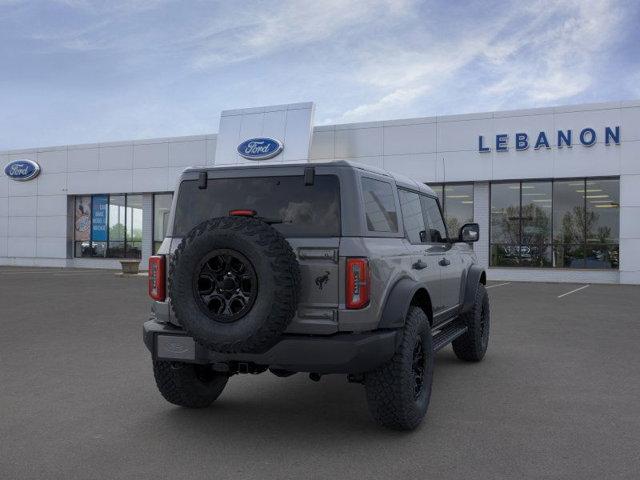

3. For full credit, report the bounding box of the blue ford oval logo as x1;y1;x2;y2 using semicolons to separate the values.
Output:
4;159;41;182
237;137;283;160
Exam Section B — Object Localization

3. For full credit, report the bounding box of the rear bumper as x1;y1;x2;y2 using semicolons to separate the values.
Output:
143;320;399;374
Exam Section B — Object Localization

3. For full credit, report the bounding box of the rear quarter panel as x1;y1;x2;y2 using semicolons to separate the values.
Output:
337;237;414;332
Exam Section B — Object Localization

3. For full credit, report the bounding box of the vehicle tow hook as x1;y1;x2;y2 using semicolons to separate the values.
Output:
309;372;322;382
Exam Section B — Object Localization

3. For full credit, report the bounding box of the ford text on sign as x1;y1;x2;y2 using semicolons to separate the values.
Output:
4;159;41;181
237;138;283;160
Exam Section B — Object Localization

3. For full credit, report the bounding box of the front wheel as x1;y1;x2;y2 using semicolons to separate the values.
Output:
364;306;433;431
153;361;228;408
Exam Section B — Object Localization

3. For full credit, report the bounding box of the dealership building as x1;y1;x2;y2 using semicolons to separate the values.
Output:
1;100;639;284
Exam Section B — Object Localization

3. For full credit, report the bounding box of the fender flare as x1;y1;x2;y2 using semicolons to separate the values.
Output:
378;277;428;329
461;265;486;314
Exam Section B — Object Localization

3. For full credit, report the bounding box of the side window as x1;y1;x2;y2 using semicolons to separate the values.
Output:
361;177;398;233
420;195;448;243
399;189;427;244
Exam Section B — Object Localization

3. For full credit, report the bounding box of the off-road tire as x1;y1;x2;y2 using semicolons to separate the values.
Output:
452;283;490;362
169;216;301;353
153;361;228;408
364;307;433;431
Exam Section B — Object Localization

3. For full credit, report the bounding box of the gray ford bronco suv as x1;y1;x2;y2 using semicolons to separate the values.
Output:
143;160;489;430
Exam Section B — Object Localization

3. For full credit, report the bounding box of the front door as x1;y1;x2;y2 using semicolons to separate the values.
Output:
398;189;442;314
420;194;459;323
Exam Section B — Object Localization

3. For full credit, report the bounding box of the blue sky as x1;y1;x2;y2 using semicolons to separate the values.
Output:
1;0;639;150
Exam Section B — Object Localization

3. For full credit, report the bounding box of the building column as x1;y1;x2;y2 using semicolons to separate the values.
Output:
619;174;640;284
473;182;489;269
141;193;153;270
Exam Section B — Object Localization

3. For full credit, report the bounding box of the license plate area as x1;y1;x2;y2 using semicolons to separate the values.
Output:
156;334;196;361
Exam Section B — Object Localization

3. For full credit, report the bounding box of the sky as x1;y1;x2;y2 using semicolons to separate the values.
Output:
1;0;639;150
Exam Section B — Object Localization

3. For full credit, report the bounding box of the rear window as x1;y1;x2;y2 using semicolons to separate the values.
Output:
173;175;341;237
361;177;398;233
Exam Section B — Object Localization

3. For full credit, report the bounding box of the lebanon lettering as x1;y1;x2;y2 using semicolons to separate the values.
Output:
478;126;620;152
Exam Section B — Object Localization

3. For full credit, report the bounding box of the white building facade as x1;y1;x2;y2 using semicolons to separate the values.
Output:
1;100;639;284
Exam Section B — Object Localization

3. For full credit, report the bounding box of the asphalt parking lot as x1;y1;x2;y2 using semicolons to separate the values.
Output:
1;268;639;480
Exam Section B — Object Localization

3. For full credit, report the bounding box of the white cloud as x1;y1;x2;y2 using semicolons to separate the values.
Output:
482;0;621;105
335;0;625;122
191;0;415;69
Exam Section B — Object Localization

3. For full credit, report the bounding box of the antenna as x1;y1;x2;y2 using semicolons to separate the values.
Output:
442;157;446;184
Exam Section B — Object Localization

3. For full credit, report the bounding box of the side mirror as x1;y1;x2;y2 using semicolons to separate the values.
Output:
458;223;479;243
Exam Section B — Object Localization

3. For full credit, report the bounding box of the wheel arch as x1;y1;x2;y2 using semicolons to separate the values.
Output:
461;265;486;314
378;278;434;329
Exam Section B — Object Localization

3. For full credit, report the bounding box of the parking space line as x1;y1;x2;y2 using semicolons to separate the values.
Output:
557;284;590;298
486;282;511;289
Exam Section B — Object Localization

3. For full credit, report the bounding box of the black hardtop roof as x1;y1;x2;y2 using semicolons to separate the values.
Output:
182;160;436;196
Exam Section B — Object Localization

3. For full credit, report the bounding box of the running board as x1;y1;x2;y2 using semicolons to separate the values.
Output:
432;322;468;352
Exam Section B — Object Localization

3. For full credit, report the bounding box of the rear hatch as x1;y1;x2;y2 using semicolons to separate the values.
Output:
167;171;342;334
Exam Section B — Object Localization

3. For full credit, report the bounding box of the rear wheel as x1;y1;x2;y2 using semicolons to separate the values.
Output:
153;361;228;408
364;307;433;431
452;283;490;362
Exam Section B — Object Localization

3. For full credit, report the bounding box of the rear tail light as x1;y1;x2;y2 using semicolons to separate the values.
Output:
148;255;166;301
346;258;369;309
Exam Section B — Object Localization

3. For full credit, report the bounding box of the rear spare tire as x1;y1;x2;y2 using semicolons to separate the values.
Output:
169;216;301;353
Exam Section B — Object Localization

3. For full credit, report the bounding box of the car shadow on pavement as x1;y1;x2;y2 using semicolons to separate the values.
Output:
131;353;469;444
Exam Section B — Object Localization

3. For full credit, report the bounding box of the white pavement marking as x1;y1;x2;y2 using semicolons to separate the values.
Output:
486;282;511;289
557;284;590;298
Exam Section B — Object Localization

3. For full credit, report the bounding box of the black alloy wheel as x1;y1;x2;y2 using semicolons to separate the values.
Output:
193;249;258;323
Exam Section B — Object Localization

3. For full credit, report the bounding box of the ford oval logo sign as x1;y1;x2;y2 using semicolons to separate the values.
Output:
237;137;283;160
4;159;41;182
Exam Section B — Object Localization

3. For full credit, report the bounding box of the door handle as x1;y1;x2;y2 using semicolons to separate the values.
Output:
412;260;428;270
439;257;451;267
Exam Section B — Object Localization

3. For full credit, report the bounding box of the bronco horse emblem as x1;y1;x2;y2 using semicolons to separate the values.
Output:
315;271;330;290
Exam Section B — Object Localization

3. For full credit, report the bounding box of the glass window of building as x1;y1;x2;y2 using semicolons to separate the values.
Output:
153;193;173;254
361;177;398;233
398;190;426;244
520;181;552;267
108;195;126;258
490;182;520;266
74;196;92;257
585;178;619;269
126;195;143;258
429;183;474;237
491;178;619;269
553;180;587;268
73;193;144;259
